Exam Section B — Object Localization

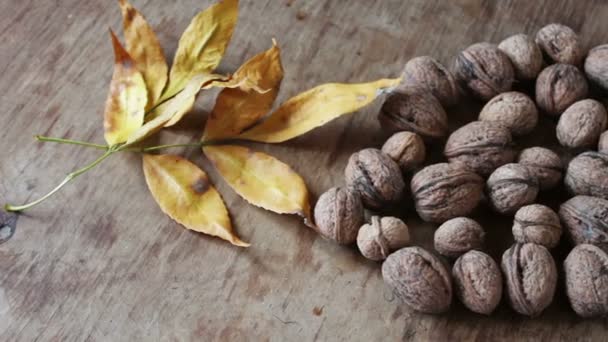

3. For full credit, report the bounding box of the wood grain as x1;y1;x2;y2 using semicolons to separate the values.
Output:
2;0;608;340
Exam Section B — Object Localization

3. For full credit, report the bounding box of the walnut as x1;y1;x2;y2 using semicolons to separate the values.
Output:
479;91;538;136
381;132;426;172
411;163;484;223
565;151;608;200
517;147;563;190
535;63;588;116
399;56;460;107
535;23;584;65
513;204;562;248
433;217;485;258
313;187;364;244
599;131;608;154
585;45;608;92
345;148;405;210
444;121;515;176
564;244;608;317
357;216;410;261
557;99;608;148
452;250;502;315
501;243;557;316
378;92;448;140
498;34;544;80
487;163;539;215
382;247;452;314
452;42;514;100
559;195;608;250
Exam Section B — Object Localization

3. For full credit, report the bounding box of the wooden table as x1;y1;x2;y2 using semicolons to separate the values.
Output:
2;0;608;340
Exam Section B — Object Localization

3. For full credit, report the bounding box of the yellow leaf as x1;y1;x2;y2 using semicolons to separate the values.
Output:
119;0;169;108
204;145;312;226
142;154;249;247
103;30;148;146
126;73;228;145
203;40;283;141
163;0;239;100
238;78;401;143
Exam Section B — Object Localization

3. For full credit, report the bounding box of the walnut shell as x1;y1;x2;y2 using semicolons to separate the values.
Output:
487;163;539;215
564;244;608;317
382;247;452;314
513;204;562;248
479;91;538;136
452;250;502;315
453;42;514;100
444;121;515;176
559;195;608;250
517;147;563;190
535;23;584;65
557;99;608;148
345;148;405;210
585;45;608;92
381;132;426;172
501;243;557;316
498;34;543;80
599;131;608;154
357;216;410;261
399;56;460;107
565;151;608;200
434;217;485;258
535;63;588;116
378;92;448;140
313;187;364;244
411;163;484;223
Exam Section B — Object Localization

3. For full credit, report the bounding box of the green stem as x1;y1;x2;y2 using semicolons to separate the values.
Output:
133;142;206;153
36;135;108;150
4;150;115;212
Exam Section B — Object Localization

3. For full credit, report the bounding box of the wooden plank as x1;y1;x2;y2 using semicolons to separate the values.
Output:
1;0;608;340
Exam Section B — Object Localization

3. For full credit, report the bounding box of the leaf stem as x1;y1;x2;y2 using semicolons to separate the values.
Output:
4;149;115;212
35;135;108;150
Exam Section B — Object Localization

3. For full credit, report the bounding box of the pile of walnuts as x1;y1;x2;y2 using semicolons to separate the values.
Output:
313;23;608;318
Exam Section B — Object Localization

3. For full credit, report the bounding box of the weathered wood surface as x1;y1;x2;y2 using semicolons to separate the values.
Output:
2;0;608;340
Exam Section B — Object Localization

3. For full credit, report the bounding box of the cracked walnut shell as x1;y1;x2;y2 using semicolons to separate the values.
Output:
357;216;410;261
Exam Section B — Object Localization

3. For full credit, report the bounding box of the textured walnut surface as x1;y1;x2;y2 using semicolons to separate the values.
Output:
313;187;364;244
565;151;608;199
535;23;584;65
453;250;503;315
434;217;485;258
382;247;452;314
498;34;543;80
453;42;514;100
513;204;562;248
487;163;539;215
345;148;405;210
444;121;515;176
559;195;608;251
479;91;538;136
535;63;588;116
378;91;448;140
517;147;563;190
564;244;608;317
357;216;410;261
585;44;608;91
556;99;607;148
411;163;484;223
399;56;460;107
381;132;426;172
501;243;557;316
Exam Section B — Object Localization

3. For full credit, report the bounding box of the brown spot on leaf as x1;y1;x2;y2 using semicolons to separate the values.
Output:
191;176;210;194
312;306;323;316
125;7;136;23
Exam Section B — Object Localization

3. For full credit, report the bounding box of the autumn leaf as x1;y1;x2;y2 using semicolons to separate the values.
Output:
103;30;148;146
142;154;249;247
163;0;239;100
204;145;313;226
203;40;283;141
118;0;169;108
238;78;401;143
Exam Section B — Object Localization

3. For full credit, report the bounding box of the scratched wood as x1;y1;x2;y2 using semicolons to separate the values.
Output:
2;0;608;340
